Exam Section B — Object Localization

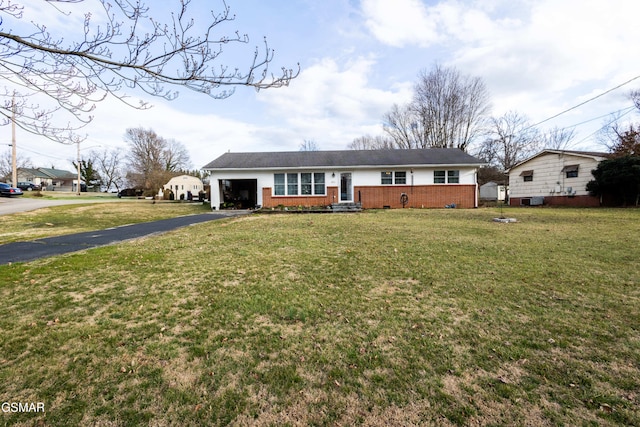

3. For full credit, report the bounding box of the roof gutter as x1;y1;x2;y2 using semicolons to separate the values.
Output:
203;163;486;172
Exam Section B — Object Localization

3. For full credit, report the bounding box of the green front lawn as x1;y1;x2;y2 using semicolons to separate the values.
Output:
0;208;638;425
0;201;210;244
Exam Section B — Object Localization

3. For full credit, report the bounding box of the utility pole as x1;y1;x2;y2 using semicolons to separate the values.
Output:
11;95;17;188
76;140;81;196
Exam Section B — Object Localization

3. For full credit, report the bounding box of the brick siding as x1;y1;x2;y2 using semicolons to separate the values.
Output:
262;186;339;208
262;185;477;209
355;185;476;209
509;195;600;207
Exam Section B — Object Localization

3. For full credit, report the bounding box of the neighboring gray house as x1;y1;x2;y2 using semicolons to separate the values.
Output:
17;167;77;191
506;150;608;207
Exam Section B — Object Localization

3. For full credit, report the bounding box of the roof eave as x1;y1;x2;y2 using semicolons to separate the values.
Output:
507;150;609;172
204;163;484;172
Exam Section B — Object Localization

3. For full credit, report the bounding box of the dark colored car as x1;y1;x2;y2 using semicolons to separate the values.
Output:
17;181;41;191
0;182;24;197
117;188;143;198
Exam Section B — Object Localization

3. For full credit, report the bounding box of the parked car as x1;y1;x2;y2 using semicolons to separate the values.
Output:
117;188;143;198
17;181;41;191
0;182;24;197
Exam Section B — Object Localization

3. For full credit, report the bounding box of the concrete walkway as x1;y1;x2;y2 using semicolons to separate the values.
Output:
0;212;247;265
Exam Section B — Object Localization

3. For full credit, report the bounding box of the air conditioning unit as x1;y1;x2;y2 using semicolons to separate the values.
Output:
531;196;544;206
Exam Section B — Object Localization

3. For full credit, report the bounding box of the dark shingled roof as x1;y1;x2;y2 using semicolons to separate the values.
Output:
203;148;483;170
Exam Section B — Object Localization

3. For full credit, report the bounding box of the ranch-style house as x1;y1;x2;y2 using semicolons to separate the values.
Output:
203;148;484;210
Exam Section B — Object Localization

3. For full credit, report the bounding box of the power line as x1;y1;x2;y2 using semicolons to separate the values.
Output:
574;105;637;146
4;143;69;161
526;73;640;130
562;105;636;130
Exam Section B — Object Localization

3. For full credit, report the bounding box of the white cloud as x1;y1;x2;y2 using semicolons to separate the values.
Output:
362;0;640;96
17;54;415;168
359;0;640;142
447;0;640;137
14;0;640;167
361;0;441;47
258;56;413;149
17;95;264;169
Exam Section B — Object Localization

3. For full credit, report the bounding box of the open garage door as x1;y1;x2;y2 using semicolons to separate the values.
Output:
219;179;258;209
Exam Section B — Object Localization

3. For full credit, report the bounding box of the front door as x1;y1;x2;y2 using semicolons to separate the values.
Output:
340;172;352;202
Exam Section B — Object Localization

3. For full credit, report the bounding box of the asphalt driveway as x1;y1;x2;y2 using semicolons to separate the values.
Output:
0;212;246;265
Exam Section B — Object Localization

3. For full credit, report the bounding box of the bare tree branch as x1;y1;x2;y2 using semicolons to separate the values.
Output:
382;64;490;151
90;147;125;191
299;139;319;151
0;0;299;143
124;126;190;195
347;134;394;150
542;126;576;150
0;146;32;179
476;111;541;171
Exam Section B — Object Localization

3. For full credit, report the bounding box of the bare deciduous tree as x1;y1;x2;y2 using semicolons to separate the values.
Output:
383;104;423;149
125;127;191;195
596;112;631;153
0;147;31;180
383;64;491;151
631;89;640;111
299;140;319;151
347;134;394;150
0;1;299;143
91;148;126;192
476;111;541;171
542;126;576;150
601;123;640;157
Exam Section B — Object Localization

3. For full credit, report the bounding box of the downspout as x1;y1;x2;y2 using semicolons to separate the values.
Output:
410;169;414;208
474;169;478;208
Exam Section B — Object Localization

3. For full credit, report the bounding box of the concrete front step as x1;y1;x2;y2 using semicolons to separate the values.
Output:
331;202;362;212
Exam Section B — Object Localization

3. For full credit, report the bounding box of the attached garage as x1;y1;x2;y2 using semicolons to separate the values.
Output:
217;179;258;209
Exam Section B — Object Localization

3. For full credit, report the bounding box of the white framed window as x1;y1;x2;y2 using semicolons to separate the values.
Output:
381;171;393;185
520;170;534;182
434;170;460;184
301;173;312;195
381;171;407;185
274;173;285;195
314;173;325;195
287;173;298;195
274;173;326;196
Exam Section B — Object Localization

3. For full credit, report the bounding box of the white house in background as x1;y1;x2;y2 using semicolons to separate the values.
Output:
506;150;608;207
203;148;484;210
479;181;507;202
161;175;203;200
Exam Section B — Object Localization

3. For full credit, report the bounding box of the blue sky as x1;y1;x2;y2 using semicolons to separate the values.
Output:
7;0;640;170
